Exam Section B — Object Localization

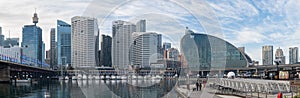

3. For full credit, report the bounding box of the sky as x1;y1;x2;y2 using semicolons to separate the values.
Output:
0;0;300;64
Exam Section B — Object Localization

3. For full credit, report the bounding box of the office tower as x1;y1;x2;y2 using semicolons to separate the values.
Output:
98;50;101;66
262;45;273;65
0;27;4;46
21;11;42;67
130;32;162;67
45;50;51;65
289;47;298;64
136;19;146;32
71;16;99;69
167;48;179;61
100;35;112;67
112;20;136;69
275;47;285;64
163;42;171;50
57;20;71;66
48;28;57;68
42;42;45;62
3;38;19;48
163;42;171;58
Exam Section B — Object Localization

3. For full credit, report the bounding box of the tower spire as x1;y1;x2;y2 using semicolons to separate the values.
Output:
32;8;39;25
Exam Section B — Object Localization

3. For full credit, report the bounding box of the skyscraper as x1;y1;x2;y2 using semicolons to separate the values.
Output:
100;35;112;67
0;27;4;46
21;11;42;67
71;16;99;69
289;47;298;64
112;20;136;69
49;28;57;68
163;42;171;59
57;20;71;67
163;42;171;50
136;19;146;32
42;42;45;62
130;32;162;68
275;47;285;64
167;48;179;61
262;45;273;65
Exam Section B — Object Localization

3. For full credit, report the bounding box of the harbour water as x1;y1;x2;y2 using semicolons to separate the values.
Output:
0;79;181;98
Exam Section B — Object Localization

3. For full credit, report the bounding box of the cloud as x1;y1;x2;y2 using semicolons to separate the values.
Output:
235;29;266;44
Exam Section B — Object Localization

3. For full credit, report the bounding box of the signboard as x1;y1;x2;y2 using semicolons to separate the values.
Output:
279;71;289;79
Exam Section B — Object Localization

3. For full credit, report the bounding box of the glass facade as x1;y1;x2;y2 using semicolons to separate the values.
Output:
21;25;43;67
57;20;71;65
181;33;251;71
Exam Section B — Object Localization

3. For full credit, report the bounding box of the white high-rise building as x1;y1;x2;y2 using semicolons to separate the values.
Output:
112;20;136;69
275;47;285;64
130;32;162;68
289;47;298;64
262;45;273;65
71;16;99;69
136;20;146;32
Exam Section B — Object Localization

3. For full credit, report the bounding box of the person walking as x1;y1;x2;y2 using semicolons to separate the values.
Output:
199;82;202;91
196;82;199;91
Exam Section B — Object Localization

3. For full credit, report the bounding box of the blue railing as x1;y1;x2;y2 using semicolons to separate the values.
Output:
0;54;49;68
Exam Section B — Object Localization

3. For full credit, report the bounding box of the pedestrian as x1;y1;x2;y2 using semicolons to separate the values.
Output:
199;82;202;91
196;82;199;91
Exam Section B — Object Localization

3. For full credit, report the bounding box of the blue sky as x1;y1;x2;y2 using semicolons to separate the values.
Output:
0;0;299;64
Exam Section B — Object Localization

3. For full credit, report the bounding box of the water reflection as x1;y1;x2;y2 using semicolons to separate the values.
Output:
0;79;179;98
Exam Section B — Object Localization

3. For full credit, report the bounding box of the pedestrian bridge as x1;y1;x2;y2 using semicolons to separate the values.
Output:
209;78;298;95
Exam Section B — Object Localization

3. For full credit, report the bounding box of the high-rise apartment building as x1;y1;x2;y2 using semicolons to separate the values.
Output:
112;20;136;69
57;20;71;66
262;45;273;65
289;47;298;64
136;19;146;32
275;47;285;64
71;16;99;69
130;32;162;68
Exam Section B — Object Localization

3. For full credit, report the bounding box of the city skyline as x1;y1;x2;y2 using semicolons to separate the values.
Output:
0;0;300;64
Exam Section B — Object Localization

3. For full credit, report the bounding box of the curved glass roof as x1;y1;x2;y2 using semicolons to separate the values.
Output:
181;33;252;71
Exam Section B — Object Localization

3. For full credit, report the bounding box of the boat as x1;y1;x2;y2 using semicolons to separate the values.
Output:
105;76;111;80
65;76;69;80
100;76;104;79
72;76;77;80
82;74;87;80
88;75;94;80
152;75;162;80
111;75;116;80
13;79;31;83
121;75;127;80
94;76;100;80
77;74;82;80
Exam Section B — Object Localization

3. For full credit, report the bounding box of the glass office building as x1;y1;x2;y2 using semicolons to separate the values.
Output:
22;25;43;67
180;29;252;71
57;20;71;66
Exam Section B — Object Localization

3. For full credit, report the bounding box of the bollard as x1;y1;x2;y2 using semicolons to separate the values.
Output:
277;92;282;98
